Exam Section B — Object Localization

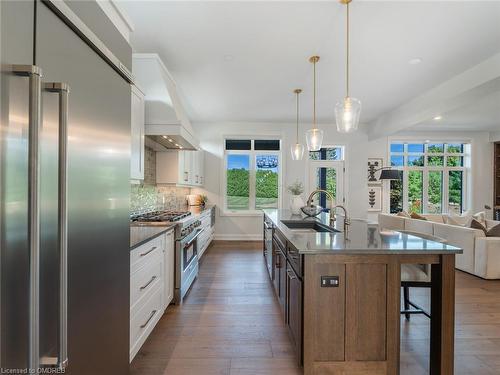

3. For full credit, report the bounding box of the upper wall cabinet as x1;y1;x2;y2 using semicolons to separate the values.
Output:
156;150;204;187
131;85;145;180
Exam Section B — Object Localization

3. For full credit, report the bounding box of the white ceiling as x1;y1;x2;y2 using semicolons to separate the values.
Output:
120;1;500;127
410;90;500;132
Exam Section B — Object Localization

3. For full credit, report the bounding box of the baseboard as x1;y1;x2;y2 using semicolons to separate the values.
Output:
214;234;263;241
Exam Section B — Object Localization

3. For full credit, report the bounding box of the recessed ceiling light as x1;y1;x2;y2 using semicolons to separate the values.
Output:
433;115;442;120
409;58;422;65
174;143;179;147
162;135;168;139
179;146;183;149
168;138;173;142
223;54;234;62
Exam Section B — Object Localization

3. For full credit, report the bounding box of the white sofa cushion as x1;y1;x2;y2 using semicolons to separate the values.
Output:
424;214;445;224
433;222;484;274
404;218;434;236
474;237;500;279
378;213;405;231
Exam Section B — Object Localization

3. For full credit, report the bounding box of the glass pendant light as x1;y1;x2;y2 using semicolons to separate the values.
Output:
291;89;305;160
335;0;361;133
306;56;323;151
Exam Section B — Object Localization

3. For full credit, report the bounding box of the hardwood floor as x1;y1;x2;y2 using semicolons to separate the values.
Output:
130;241;500;375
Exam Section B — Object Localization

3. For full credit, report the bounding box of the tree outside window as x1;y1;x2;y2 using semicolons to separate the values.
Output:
389;142;468;214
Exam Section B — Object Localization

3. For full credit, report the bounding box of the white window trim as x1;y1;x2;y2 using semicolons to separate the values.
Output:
221;136;283;216
387;139;471;214
306;145;346;206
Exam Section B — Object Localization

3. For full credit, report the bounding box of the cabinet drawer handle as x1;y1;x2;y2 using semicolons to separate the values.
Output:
140;310;157;329
140;246;157;257
140;276;157;290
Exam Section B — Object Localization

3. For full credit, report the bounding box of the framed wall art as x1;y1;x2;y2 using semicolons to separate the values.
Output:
367;158;383;185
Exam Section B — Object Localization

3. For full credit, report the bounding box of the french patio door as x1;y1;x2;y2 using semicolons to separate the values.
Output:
308;161;345;210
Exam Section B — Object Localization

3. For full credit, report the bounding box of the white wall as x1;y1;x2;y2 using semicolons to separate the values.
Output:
191;122;494;239
490;131;500;142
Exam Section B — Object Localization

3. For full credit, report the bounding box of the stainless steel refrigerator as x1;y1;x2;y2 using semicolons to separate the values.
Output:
1;1;132;373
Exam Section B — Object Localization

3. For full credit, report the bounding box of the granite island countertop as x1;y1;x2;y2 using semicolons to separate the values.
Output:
263;209;462;255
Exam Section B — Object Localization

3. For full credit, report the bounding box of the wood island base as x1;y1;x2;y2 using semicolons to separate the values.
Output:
303;254;456;375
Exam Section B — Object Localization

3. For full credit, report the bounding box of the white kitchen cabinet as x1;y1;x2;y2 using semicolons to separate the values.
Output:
193;150;204;186
198;207;215;259
163;229;175;308
156;149;204;187
129;228;175;362
130;84;145;180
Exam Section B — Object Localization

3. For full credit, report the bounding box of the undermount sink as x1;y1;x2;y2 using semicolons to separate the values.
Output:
281;220;340;233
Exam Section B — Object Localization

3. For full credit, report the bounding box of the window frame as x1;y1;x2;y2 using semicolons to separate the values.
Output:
388;140;470;214
306;145;346;207
222;137;283;216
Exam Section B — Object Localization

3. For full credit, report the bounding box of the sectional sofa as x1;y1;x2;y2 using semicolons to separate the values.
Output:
378;213;500;279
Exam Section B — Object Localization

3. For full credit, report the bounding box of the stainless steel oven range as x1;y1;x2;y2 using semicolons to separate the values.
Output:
130;210;202;303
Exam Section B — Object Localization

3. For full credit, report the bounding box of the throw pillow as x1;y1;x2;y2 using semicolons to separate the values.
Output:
448;212;471;226
470;218;487;235
444;215;462;226
473;211;486;225
486;224;500;237
410;212;427;220
396;211;411;218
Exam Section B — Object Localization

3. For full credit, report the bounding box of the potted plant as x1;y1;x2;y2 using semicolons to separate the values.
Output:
200;194;208;206
287;180;305;215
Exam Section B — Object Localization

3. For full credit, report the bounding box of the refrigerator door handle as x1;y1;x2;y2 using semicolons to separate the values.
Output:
11;64;43;371
42;82;70;370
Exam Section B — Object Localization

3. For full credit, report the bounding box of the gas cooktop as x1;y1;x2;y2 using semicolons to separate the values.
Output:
130;210;191;223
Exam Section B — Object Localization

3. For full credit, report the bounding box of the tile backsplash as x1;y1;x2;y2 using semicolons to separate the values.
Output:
131;146;190;214
131;184;190;214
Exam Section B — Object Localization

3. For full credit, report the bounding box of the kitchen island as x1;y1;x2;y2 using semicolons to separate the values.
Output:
262;209;462;375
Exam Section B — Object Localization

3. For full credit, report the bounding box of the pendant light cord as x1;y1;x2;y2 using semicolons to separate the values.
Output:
346;2;350;98
296;91;299;142
313;59;317;127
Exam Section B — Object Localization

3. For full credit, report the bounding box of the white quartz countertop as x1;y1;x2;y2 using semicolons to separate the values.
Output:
263;209;462;255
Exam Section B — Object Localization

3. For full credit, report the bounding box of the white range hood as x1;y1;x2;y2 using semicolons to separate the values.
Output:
132;53;199;150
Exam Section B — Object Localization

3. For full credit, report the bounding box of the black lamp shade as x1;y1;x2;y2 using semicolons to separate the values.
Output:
379;169;401;180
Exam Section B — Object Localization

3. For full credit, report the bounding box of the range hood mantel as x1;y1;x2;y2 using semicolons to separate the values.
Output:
132;53;199;150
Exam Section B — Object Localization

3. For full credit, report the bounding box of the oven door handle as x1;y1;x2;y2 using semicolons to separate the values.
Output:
184;228;203;249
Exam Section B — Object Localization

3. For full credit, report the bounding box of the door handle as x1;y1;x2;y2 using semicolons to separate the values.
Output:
11;65;43;371
43;82;70;370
